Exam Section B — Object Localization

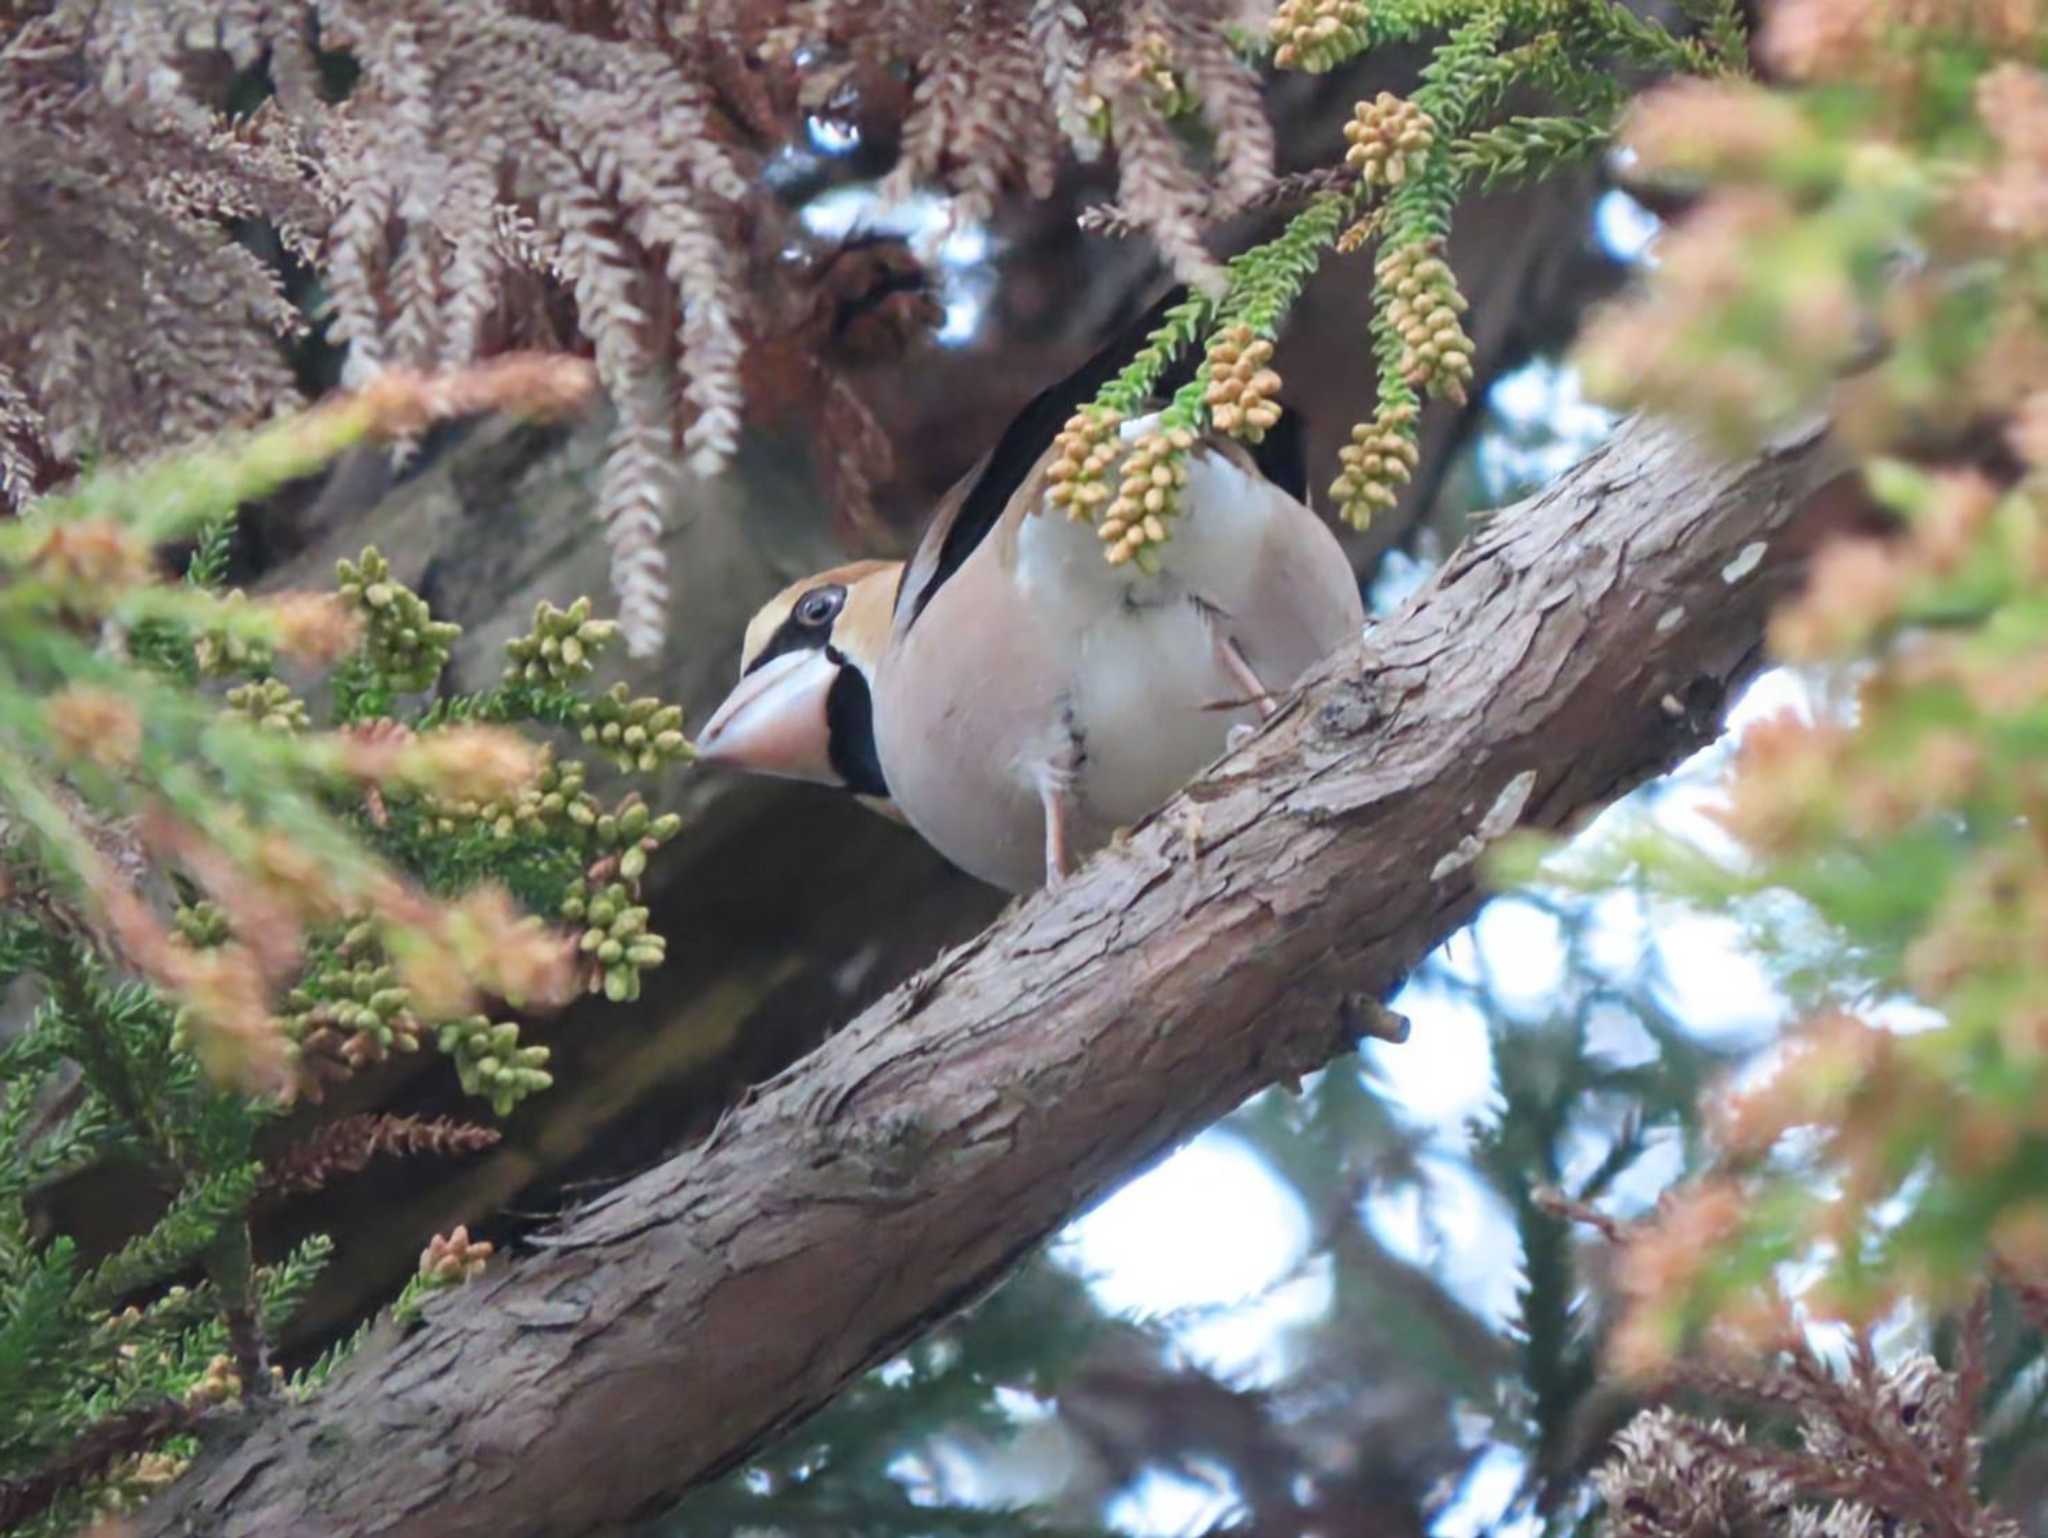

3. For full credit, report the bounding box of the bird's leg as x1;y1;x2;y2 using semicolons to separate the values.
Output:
1216;633;1280;720
1038;709;1085;888
1193;597;1280;721
1041;783;1076;886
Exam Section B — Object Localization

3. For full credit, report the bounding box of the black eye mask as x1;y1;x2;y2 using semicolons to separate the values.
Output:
744;582;847;676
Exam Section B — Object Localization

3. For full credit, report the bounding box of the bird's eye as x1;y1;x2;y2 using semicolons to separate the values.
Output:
795;585;845;628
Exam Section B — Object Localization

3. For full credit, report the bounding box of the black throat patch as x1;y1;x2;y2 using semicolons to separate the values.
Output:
824;651;889;799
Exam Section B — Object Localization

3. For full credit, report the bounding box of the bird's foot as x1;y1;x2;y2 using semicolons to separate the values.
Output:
1040;784;1077;888
1214;632;1281;722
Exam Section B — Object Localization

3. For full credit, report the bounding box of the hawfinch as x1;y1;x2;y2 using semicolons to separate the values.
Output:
698;292;1364;892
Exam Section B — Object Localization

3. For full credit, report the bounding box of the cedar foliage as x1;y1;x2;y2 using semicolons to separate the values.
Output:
1521;0;2048;1371
0;362;690;1534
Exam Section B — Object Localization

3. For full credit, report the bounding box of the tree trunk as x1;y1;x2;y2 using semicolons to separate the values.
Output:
137;413;1857;1538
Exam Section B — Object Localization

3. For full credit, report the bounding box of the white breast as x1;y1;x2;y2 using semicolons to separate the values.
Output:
1011;442;1276;829
1013;429;1279;617
875;424;1359;892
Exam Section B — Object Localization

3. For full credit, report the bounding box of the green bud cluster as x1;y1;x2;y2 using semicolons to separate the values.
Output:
436;1014;553;1116
574;683;690;774
283;953;420;1065
1269;0;1372;73
592;794;683;864
560;878;667;1002
225;677;309;733
336;547;462;694
503;597;619;685
192;589;275;677
174;900;230;947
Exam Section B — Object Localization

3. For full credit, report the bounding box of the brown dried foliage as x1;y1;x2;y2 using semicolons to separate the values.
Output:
1599;1310;2016;1538
1;0;1276;651
264;1112;503;1195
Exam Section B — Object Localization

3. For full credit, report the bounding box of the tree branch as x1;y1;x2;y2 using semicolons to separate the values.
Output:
138;415;1853;1538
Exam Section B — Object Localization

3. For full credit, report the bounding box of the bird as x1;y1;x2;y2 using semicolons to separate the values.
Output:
696;288;1365;892
693;557;902;825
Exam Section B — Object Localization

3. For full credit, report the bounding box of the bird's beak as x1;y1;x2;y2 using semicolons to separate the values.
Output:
696;649;843;785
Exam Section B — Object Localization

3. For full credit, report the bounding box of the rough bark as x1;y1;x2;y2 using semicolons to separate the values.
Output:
137;413;1854;1538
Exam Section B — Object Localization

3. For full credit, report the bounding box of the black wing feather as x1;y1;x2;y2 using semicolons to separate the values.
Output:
1242;398;1308;505
898;284;1315;624
902;284;1202;626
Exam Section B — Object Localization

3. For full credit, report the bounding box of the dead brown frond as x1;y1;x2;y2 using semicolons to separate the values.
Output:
0;1;1277;652
265;1112;503;1195
1597;1303;2017;1538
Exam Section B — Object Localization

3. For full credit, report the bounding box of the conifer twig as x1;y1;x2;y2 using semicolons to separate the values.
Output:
206;1223;275;1406
0;1399;200;1532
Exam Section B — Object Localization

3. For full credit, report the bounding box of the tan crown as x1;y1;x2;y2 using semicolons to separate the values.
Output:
739;559;899;673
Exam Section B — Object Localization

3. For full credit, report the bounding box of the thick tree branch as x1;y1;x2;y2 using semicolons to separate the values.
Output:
139;414;1852;1538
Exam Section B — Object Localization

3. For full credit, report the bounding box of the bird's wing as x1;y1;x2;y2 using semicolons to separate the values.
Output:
894;283;1205;637
1216;437;1367;683
1239;397;1310;506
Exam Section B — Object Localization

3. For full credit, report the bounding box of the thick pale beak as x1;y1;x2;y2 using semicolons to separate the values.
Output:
696;649;842;785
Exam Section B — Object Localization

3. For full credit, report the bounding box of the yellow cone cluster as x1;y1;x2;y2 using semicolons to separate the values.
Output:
1344;93;1436;188
1124;27;1187;112
1102;426;1196;567
1269;0;1372;72
184;1353;245;1407
107;1450;191;1510
225;677;309;734
1331;403;1421;529
1204;324;1285;442
336;547;462;695
503;595;618;686
1378;239;1475;404
1045;407;1124;521
419;1224;494;1285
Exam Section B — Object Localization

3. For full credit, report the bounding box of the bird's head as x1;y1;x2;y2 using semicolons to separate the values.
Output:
696;559;899;808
